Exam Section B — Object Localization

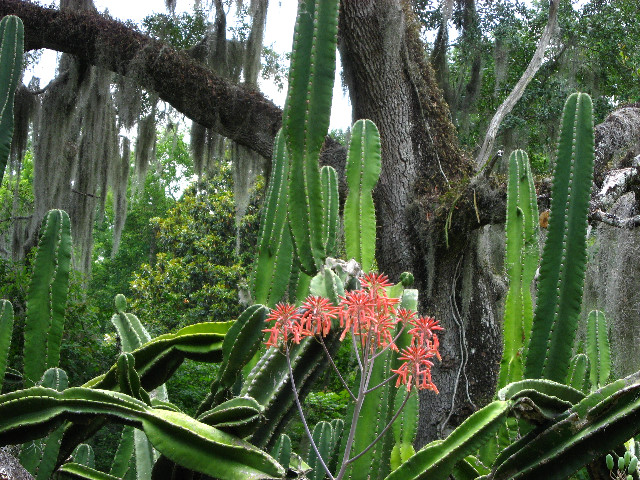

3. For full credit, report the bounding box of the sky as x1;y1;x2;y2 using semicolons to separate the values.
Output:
27;0;354;130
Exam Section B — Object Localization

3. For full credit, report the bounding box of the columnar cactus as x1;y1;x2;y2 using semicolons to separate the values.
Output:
0;15;23;183
525;93;595;382
284;0;339;275
586;310;610;390
498;149;539;389
344;119;382;273
23;209;72;387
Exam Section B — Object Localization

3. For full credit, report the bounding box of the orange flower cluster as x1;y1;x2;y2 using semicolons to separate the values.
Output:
263;273;443;392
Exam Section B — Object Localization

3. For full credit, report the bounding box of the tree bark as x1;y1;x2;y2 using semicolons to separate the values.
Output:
338;0;503;445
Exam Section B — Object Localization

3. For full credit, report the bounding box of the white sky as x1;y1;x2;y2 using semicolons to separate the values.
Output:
27;0;353;130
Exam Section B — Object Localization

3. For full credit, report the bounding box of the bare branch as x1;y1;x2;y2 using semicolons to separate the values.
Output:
590;210;640;229
475;0;559;167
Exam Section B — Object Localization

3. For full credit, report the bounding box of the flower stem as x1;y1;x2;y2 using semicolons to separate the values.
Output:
319;335;356;401
346;389;412;466
285;344;335;480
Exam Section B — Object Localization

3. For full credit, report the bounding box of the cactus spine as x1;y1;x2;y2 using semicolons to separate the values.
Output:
0;15;23;183
499;150;538;389
284;0;339;274
525;93;595;382
23;210;72;386
0;300;13;392
344;119;382;273
586;310;610;390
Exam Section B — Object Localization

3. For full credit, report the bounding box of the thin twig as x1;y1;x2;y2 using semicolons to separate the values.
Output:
364;373;396;395
285;344;335;480
319;335;356;401
346;389;412;466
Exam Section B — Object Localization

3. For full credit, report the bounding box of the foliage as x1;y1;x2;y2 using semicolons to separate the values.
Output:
414;0;640;169
130;165;260;334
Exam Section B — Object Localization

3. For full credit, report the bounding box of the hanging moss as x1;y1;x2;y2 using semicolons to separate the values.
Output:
10;82;38;168
134;109;157;190
111;137;130;257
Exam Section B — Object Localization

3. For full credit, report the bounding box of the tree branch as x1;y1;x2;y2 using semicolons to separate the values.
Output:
475;0;559;167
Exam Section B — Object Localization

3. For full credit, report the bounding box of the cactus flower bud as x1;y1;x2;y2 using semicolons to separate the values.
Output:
606;454;614;470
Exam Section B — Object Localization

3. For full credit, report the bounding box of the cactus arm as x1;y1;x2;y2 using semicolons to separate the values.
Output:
284;0;339;274
499;150;539;389
197;396;263;438
23;210;73;386
385;400;511;480
0;15;23;183
390;388;418;470
57;463;122;480
0;387;285;480
499;205;525;389
243;332;340;448
321;166;339;257
344;119;382;273
308;421;333;480
525;93;595;382
112;294;152;353
489;375;640;479
110;426;135;478
270;434;292;471
566;353;589;392
586;310;610;389
0;300;13;392
252;132;295;306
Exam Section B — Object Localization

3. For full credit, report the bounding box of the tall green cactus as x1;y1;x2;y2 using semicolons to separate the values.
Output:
586;310;610;390
525;93;595;382
0;299;13;392
24;209;72;387
344;119;382;273
0;15;24;183
498;150;538;389
251;131;295;307
284;0;339;274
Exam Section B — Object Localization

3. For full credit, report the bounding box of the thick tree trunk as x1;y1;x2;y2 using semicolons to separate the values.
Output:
339;0;503;446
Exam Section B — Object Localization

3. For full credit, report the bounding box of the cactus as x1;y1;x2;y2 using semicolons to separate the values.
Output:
499;150;539;389
72;444;95;468
321;166;339;258
525;93;595;382
58;320;233;464
344;119;382;273
0;300;13;392
109;426;135;478
308;421;333;480
485;373;640;479
284;0;339;275
340;287;417;480
0;386;285;480
23;210;72;386
0;15;23;183
57;462;122;479
270;433;292;471
385;401;512;480
198;396;263;438
242;331;341;448
251;131;295;307
586;310;610;390
197;304;269;409
566;353;589;392
390;388;418;470
19;368;69;480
